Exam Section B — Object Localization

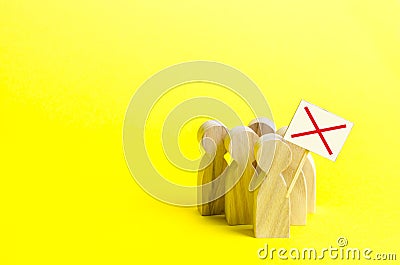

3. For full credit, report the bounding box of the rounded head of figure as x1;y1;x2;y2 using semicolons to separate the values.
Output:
197;120;229;155
248;117;276;137
224;126;259;164
254;133;292;174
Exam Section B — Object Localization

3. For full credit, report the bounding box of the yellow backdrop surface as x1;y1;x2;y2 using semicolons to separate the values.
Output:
1;1;399;264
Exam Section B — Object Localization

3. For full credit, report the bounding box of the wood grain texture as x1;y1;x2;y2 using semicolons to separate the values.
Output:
224;126;259;225
286;170;307;225
197;120;228;216
248;117;276;174
248;117;275;137
303;153;316;213
253;134;292;238
277;126;308;226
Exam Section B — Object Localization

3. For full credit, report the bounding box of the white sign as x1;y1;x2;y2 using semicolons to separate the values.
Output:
284;100;353;161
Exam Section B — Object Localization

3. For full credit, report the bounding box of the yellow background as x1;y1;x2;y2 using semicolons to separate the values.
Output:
1;0;399;264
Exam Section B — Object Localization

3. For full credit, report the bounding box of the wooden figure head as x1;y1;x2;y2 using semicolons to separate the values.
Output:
197;120;228;156
248;117;275;137
255;134;291;173
224;126;259;165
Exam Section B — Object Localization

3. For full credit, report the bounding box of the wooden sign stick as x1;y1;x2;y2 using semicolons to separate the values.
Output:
303;153;317;213
285;150;309;198
277;126;308;198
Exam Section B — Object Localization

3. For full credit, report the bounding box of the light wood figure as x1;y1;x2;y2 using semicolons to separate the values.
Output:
248;117;276;176
277;126;308;226
303;153;316;213
224;126;259;225
253;134;292;238
248;117;275;137
197;120;229;216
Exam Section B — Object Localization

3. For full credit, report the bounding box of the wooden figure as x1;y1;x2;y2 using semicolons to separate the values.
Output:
197;120;229;216
248;117;276;188
277;126;308;226
224;126;259;225
253;134;292;238
303;153;316;213
248;117;275;137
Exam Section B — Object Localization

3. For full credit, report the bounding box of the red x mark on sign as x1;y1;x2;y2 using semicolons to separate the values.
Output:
290;107;347;155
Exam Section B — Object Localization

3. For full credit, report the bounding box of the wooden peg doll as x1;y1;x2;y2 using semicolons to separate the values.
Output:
276;126;308;225
253;134;292;238
224;126;259;225
197;120;229;216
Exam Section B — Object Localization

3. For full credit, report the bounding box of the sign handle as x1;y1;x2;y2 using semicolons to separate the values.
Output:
285;150;309;198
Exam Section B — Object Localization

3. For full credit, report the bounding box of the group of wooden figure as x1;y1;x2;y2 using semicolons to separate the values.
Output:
197;118;316;238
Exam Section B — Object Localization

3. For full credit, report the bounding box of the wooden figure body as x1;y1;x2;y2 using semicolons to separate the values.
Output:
303;153;316;213
197;120;229;216
224;126;259;225
253;134;292;238
277;126;308;225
